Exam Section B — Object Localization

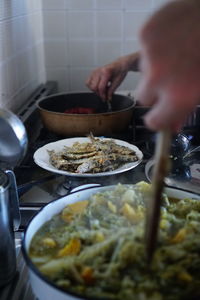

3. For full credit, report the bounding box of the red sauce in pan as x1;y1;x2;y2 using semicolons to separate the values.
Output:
64;107;96;114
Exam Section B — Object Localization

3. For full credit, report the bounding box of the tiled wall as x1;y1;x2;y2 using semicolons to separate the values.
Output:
0;0;44;112
42;0;171;93
0;0;171;111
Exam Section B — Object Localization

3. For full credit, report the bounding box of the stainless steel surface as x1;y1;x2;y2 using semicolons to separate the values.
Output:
145;145;200;194
0;233;37;300
0;109;28;168
6;170;21;231
0;170;17;287
145;129;172;262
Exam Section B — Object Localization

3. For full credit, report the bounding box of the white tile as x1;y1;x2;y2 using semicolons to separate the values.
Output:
70;68;92;91
96;11;122;39
0;22;4;62
44;40;66;67
123;40;140;55
12;0;26;17
29;12;43;44
43;11;66;39
1;0;12;20
0;63;8;100
66;0;94;10
0;1;5;21
25;0;36;12
6;58;18;97
15;52;30;89
124;0;153;11
96;40;122;66
124;11;150;38
46;68;69;92
120;72;141;90
69;40;94;67
28;43;45;83
14;16;30;52
69;40;95;67
36;42;46;76
1;20;15;60
26;0;41;12
153;0;171;10
42;0;65;10
96;0;123;10
68;11;94;39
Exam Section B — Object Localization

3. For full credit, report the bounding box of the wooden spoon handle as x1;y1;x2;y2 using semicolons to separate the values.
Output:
146;129;172;263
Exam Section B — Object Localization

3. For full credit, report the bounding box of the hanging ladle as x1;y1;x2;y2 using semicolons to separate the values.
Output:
0;109;28;230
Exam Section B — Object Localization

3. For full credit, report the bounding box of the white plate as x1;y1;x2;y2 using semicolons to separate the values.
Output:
33;137;143;177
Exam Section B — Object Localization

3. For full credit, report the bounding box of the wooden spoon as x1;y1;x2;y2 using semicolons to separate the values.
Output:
145;129;172;263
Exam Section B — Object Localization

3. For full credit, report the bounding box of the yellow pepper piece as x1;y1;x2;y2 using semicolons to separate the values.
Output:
61;200;89;223
136;181;152;193
160;219;170;230
57;238;81;257
178;271;192;282
122;203;143;223
170;228;187;244
95;232;105;243
107;201;117;213
81;266;94;285
68;200;89;214
42;237;56;248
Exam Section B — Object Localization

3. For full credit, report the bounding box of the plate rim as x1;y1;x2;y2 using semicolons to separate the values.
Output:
33;137;143;177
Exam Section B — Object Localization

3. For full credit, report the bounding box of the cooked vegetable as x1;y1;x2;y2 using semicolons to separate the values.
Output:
29;182;200;300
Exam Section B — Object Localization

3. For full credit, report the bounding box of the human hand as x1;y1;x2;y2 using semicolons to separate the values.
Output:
136;0;200;133
86;52;139;101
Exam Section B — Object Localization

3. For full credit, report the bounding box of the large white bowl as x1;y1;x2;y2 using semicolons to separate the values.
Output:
22;185;200;300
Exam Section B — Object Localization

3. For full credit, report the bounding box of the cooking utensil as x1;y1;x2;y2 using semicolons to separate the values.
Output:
37;92;135;136
107;100;112;112
145;129;172;262
22;184;200;300
0;109;28;287
0;109;28;167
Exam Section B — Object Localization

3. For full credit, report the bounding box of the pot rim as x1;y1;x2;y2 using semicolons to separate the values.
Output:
22;184;200;300
36;91;136;116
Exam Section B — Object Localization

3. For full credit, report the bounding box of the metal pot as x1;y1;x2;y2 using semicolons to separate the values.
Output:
37;92;135;136
22;184;200;300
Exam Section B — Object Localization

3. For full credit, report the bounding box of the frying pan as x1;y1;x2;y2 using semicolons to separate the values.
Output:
37;92;135;136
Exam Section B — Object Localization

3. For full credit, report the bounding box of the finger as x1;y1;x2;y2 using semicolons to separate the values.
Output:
107;74;126;100
143;94;188;132
86;73;101;95
97;74;112;100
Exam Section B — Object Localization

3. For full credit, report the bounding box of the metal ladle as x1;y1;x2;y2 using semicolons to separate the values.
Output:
0;109;28;230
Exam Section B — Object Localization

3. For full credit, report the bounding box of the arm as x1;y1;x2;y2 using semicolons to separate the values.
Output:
136;0;200;132
86;51;140;101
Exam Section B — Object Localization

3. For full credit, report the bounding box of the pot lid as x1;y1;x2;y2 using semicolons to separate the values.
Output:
145;147;200;194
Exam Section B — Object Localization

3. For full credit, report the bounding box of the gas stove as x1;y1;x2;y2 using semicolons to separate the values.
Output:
11;83;200;230
1;83;200;300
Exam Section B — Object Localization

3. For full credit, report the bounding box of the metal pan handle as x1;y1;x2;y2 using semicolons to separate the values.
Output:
6;170;21;231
